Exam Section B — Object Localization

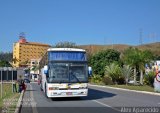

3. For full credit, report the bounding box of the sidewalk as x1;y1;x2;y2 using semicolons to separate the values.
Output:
20;84;32;113
14;90;24;113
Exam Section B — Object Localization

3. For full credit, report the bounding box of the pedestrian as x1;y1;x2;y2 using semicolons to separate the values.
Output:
38;75;41;85
22;80;26;91
13;80;17;92
17;75;23;93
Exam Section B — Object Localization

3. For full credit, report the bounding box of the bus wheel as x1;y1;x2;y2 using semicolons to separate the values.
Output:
40;84;43;91
45;84;48;98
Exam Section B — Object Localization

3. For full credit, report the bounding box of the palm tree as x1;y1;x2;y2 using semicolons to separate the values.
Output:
122;48;153;85
105;62;121;84
122;47;140;85
121;65;133;85
20;60;29;67
31;61;40;74
138;50;153;85
12;57;19;64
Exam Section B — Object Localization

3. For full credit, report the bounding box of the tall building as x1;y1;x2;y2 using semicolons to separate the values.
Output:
13;37;50;67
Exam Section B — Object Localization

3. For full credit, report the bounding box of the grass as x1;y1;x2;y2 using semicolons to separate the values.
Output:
89;79;155;92
90;81;155;92
108;84;154;92
0;83;20;113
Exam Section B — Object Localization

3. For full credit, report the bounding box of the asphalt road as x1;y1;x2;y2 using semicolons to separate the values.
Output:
20;83;160;113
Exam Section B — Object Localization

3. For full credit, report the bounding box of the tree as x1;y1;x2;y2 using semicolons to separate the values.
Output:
122;48;153;85
90;49;120;76
0;60;12;67
0;52;12;61
138;50;153;85
122;47;140;84
105;62;122;84
52;41;77;48
153;55;160;60
121;65;133;85
0;52;13;67
31;61;39;73
12;57;19;64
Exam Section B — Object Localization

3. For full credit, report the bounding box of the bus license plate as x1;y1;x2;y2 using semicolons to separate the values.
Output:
66;92;72;95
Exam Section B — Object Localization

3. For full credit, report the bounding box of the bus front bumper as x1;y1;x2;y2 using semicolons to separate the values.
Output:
47;89;88;98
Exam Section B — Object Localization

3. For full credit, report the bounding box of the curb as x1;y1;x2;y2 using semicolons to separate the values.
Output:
89;84;160;96
14;90;24;113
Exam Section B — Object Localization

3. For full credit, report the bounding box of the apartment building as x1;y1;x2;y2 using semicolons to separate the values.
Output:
13;37;50;67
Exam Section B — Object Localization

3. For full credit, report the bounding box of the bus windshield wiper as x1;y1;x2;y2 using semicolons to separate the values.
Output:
72;74;81;83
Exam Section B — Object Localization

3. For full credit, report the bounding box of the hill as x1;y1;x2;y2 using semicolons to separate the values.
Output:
79;42;160;55
137;42;160;55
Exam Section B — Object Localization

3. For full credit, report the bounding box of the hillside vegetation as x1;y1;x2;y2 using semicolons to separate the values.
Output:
80;42;160;55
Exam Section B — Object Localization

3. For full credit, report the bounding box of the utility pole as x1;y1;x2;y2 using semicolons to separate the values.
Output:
149;33;157;43
103;37;105;46
139;29;143;45
153;33;157;42
0;67;3;98
103;37;107;50
111;39;114;49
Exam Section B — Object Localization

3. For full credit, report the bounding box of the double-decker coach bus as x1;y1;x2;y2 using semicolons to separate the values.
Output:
39;48;88;98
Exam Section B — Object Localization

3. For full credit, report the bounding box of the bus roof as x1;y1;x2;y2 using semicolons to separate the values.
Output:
47;48;86;52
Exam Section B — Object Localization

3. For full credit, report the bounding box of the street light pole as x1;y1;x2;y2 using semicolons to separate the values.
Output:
12;68;13;93
8;67;13;93
0;68;3;98
7;68;8;81
3;67;7;98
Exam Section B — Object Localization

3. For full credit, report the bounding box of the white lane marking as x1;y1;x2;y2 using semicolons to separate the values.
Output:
29;84;39;113
92;100;121;112
92;100;111;107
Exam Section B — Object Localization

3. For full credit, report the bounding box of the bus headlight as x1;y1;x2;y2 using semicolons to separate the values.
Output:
48;87;59;90
79;86;88;89
48;87;54;90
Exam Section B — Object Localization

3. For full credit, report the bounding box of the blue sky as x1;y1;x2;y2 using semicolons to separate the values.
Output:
0;0;160;52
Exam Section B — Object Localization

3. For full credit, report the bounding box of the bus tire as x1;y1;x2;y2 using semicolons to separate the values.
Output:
45;84;48;98
40;84;43;91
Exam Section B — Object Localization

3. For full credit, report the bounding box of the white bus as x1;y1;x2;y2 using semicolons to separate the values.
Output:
39;48;88;98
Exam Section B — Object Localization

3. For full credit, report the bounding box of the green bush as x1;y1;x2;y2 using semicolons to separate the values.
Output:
102;76;113;85
144;71;156;87
105;63;124;84
90;75;102;84
117;76;125;84
90;49;120;76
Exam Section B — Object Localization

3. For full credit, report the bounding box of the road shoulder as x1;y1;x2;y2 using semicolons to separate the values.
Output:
89;84;160;96
14;90;24;113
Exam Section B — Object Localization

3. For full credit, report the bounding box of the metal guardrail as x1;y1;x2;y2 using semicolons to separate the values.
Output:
0;67;18;98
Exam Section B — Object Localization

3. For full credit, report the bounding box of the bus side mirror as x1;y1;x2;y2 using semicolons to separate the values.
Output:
44;65;48;74
88;66;92;77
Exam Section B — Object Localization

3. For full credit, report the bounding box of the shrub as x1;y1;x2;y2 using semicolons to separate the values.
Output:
117;76;125;84
90;75;102;84
102;76;113;85
144;71;156;87
90;49;120;76
105;63;123;84
121;65;133;85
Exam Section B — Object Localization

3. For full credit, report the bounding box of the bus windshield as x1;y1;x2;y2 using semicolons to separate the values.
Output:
48;62;88;83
